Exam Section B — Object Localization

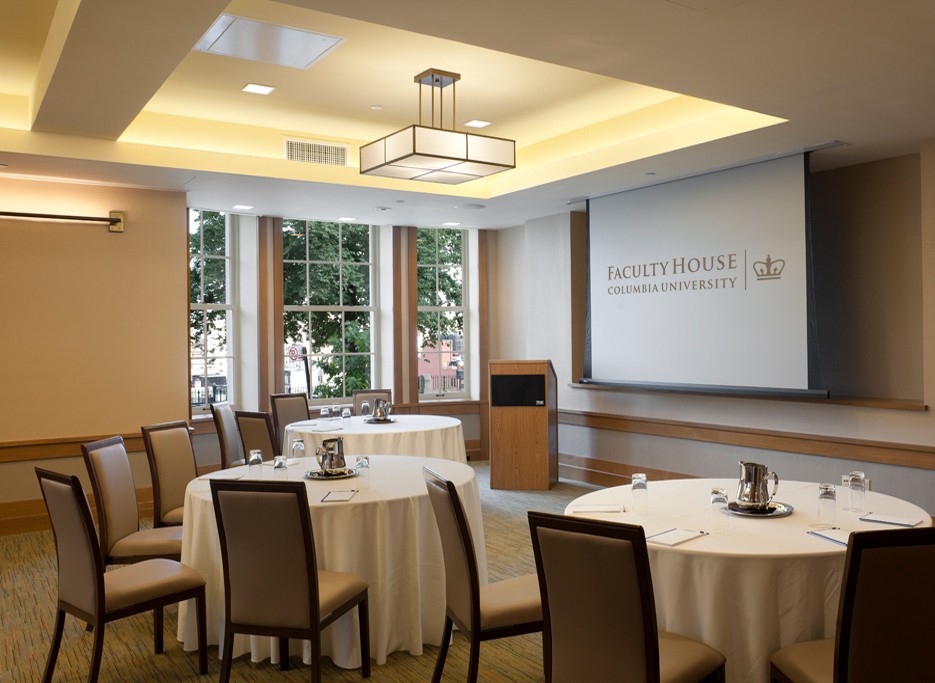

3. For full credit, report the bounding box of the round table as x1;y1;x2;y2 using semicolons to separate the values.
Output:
177;455;486;668
283;414;467;463
565;478;931;683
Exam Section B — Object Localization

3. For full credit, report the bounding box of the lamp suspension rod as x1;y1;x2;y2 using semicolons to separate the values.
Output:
0;210;121;225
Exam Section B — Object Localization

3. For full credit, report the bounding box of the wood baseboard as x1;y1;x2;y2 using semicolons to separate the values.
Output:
558;453;690;487
1;488;154;536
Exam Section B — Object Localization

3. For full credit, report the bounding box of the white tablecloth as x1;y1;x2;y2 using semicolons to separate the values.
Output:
565;478;931;683
177;455;486;668
283;415;467;463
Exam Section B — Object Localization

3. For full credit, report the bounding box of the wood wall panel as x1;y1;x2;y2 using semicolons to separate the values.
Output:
559;410;935;470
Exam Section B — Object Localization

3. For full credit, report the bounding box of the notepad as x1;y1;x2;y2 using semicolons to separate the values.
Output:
807;527;850;546
645;528;707;547
859;512;923;527
321;490;357;502
568;503;625;514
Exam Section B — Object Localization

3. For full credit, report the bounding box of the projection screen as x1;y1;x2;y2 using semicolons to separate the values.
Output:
586;154;810;391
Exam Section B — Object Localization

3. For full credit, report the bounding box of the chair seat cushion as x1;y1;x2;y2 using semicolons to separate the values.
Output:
318;570;368;618
479;573;542;630
104;558;204;613
161;506;185;526
769;638;833;683
659;631;727;683
109;525;182;560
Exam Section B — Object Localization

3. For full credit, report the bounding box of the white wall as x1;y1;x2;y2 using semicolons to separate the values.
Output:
489;151;935;513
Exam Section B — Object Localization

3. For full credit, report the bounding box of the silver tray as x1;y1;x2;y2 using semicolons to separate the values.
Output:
304;468;358;480
364;417;395;424
726;501;794;518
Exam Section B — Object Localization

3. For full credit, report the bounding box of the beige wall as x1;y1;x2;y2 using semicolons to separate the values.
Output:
489;150;935;512
0;179;188;501
811;154;923;399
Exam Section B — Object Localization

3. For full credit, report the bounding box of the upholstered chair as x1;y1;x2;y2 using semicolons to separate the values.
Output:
770;526;935;683
141;420;198;527
351;389;392;416
81;436;182;564
234;410;278;460
527;511;726;683
270;392;310;453
35;467;207;683
422;466;542;683
210;479;371;683
210;401;245;468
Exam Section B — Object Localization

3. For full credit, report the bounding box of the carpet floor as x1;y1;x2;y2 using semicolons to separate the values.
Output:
1;462;597;681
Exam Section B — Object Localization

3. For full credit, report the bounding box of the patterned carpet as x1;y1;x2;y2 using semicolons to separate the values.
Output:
1;462;597;681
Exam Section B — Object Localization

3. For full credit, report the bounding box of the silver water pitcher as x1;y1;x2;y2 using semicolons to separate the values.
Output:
315;437;347;472
736;461;779;509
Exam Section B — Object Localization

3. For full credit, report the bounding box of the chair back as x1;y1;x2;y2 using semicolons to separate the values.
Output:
270;393;310;453
210;480;317;630
35;468;103;619
141;420;198;525
352;389;391;416
81;436;140;557
835;526;935;682
211;402;244;468
423;466;480;632
235;410;278;460
528;511;659;683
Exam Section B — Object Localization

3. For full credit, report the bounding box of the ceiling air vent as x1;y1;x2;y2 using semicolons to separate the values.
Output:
284;137;348;166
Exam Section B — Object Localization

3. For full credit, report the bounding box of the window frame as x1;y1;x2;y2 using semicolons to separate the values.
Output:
281;219;379;402
189;208;237;415
416;227;470;400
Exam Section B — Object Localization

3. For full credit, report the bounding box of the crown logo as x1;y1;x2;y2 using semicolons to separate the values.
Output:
753;254;784;280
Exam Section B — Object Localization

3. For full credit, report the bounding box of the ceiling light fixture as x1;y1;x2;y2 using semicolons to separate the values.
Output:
360;69;515;185
463;120;491;129
242;83;274;95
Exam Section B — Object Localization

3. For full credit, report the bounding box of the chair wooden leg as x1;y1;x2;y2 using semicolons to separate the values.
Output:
467;632;481;683
431;616;454;683
358;596;371;679
219;631;235;683
88;621;105;683
41;609;66;683
154;605;164;653
196;591;208;675
279;637;290;670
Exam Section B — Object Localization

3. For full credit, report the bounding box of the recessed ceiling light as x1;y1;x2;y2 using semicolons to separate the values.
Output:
337;216;357;222
463;120;491;129
232;204;254;211
442;221;462;227
242;83;275;95
370;105;383;111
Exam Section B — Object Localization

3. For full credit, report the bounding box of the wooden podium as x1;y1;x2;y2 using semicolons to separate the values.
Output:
488;360;557;490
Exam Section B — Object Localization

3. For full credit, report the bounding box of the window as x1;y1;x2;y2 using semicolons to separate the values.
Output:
417;227;467;398
189;209;235;412
282;220;375;399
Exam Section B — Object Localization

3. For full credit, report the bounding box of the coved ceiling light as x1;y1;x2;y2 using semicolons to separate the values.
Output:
360;69;515;185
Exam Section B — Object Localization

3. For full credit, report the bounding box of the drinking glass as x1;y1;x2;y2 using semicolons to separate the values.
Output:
815;483;836;528
360;400;371;418
631;473;648;514
709;487;729;532
319;407;330;420
355;455;371;490
247;449;263;475
332;404;340;422
341;408;352;420
290;439;305;461
844;471;865;512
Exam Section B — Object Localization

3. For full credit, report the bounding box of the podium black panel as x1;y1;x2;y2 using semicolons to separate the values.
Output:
491;374;545;407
